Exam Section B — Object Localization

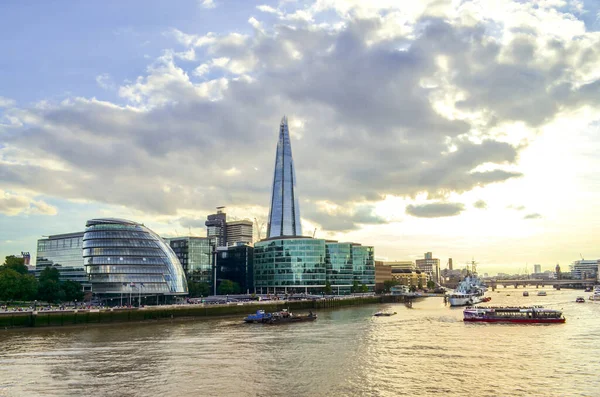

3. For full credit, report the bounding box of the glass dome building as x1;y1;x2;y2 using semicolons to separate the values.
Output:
83;218;188;298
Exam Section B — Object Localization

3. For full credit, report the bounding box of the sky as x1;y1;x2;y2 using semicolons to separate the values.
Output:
1;0;600;275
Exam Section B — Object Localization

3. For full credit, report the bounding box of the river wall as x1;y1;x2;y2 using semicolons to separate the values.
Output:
0;296;381;329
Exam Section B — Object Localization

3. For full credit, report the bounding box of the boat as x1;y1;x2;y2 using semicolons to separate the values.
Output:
373;311;397;317
265;310;317;325
589;285;600;301
448;274;487;307
585;286;592;292
482;297;491;302
523;291;529;297
243;309;272;323
463;306;565;323
537;291;547;296
576;297;585;303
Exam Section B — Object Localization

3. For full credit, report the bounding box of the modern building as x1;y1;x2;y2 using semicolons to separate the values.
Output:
254;116;375;294
206;207;227;247
217;243;254;294
326;242;355;294
533;264;542;274
35;232;90;289
254;236;326;294
416;253;441;284
166;236;215;284
266;116;302;238
570;259;599;280
448;258;453;270
226;220;253;246
83;218;188;302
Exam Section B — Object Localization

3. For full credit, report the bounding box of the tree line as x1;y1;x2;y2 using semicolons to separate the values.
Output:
0;256;84;304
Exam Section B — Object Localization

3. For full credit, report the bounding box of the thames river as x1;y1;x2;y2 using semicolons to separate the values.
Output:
1;288;599;397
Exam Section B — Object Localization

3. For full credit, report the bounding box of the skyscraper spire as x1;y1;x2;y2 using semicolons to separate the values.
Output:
266;116;302;238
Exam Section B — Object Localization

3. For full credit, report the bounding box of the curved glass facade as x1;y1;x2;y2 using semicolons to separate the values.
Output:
83;218;188;296
254;237;325;293
352;245;375;288
325;242;354;293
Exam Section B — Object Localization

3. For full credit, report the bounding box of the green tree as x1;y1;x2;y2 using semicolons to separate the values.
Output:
426;280;435;290
0;268;22;301
417;280;423;290
324;280;332;295
351;280;360;293
360;283;369;293
383;279;399;293
3;255;28;275
19;274;38;301
409;285;417;293
217;279;240;295
38;267;63;303
188;281;211;297
61;280;84;303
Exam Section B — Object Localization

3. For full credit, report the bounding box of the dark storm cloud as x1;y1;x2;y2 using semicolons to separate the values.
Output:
2;8;599;231
405;202;465;218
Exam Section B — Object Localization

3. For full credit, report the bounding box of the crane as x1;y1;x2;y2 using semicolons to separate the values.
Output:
312;228;317;238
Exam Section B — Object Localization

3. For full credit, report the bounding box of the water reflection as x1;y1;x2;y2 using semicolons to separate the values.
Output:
1;288;599;397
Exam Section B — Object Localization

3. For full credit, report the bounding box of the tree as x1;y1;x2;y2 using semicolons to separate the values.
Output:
19;274;38;301
351;280;360;293
62;280;84;303
3;255;28;275
218;279;240;295
188;281;211;297
360;283;369;293
383;279;399;293
426;280;435;290
38;267;63;303
409;285;417;293
324;280;332;295
0;268;22;301
417;280;423;291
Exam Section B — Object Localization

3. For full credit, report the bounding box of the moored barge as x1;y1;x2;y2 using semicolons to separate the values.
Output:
463;306;565;324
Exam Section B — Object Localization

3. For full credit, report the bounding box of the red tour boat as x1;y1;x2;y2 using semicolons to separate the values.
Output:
463;306;565;324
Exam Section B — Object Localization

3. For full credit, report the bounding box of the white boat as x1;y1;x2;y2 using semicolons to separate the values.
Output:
448;275;486;307
589;285;600;301
537;291;547;296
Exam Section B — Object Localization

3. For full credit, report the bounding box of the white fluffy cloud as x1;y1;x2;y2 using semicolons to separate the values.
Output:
1;0;599;236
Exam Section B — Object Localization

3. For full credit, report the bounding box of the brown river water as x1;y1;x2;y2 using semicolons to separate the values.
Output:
1;287;599;397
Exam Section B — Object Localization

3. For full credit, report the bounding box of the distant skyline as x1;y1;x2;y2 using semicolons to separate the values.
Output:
1;0;600;274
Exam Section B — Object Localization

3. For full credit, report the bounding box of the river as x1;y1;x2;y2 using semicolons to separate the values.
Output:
1;288;599;397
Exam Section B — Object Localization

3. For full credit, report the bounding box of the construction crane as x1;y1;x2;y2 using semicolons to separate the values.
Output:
254;218;265;240
580;253;585;260
312;228;317;238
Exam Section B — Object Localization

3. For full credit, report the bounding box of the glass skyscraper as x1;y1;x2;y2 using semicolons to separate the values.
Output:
83;218;188;297
267;116;302;238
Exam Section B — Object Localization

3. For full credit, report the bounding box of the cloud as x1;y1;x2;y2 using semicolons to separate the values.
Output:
507;204;526;211
2;2;600;229
199;0;216;9
524;213;542;220
96;74;116;90
303;202;389;232
0;190;57;216
473;200;487;209
406;202;465;218
0;96;15;108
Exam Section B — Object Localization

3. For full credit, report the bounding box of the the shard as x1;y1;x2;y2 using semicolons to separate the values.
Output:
266;116;303;238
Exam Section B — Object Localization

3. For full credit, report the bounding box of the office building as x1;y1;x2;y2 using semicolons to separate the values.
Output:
266;116;302;238
254;116;375;294
83;218;188;300
35;232;90;289
384;261;415;271
375;262;392;292
533;264;542;274
166;237;215;284
216;243;254;294
570;259;599;280
206;207;227;247
226;220;253;246
416;253;441;284
391;269;429;287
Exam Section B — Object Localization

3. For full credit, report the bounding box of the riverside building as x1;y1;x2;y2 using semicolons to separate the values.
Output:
166;236;215;284
83;218;188;303
416;252;441;284
35;232;90;290
253;116;375;294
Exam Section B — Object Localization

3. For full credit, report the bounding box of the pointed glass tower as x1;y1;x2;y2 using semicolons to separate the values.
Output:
267;116;303;238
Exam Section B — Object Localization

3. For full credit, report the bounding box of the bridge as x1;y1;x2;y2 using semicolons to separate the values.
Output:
489;279;597;290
